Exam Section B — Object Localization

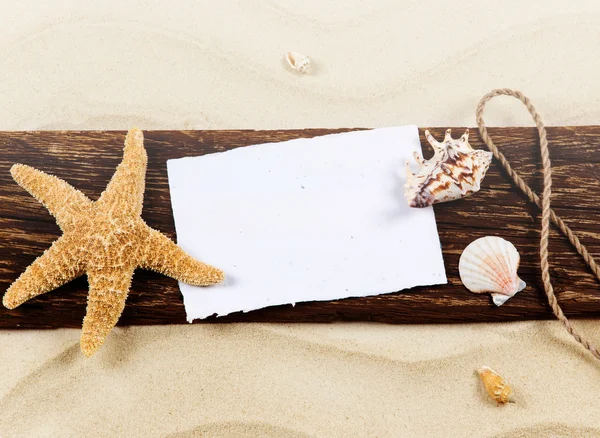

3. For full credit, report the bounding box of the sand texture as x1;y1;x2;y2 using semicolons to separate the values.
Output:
1;1;600;436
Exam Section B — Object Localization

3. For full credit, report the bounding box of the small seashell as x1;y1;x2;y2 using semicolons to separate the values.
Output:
477;366;513;404
404;129;493;208
459;236;526;306
285;52;311;73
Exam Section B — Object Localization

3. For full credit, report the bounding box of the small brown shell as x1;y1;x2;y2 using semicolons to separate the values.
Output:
477;366;512;404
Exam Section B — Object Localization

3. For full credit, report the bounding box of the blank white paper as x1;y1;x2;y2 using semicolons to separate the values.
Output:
166;126;447;321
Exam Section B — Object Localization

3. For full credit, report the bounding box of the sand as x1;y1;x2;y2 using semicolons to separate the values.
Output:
1;1;600;436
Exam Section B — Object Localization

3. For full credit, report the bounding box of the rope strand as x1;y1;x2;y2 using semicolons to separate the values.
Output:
475;88;600;360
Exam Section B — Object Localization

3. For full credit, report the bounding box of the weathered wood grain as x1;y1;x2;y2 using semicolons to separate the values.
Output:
1;127;600;328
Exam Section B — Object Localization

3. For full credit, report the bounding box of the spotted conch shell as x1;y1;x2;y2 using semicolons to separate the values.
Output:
285;52;311;73
477;366;513;405
404;129;493;208
459;236;526;306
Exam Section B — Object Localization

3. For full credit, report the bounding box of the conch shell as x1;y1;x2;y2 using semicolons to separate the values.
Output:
404;129;493;208
477;366;513;405
459;236;526;306
285;52;311;73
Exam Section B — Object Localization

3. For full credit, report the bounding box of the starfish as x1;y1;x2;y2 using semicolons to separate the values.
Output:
3;128;224;357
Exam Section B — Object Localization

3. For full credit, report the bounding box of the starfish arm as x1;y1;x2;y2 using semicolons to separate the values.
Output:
3;236;84;309
97;128;147;217
140;227;225;286
80;267;134;357
10;164;92;232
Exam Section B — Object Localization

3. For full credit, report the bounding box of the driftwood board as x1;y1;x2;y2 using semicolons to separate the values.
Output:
1;127;600;328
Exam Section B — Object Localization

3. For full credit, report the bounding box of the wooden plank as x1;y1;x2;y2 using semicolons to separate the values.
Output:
1;127;600;328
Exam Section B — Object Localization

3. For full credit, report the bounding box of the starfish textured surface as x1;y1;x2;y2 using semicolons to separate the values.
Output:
2;128;225;357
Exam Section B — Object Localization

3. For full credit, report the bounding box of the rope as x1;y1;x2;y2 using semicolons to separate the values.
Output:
475;88;600;360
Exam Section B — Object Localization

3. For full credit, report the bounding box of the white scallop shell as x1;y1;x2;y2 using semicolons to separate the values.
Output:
459;236;526;306
285;52;311;73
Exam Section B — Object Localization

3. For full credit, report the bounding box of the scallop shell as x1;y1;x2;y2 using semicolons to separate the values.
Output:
477;366;513;404
404;129;493;208
459;236;526;306
285;52;311;73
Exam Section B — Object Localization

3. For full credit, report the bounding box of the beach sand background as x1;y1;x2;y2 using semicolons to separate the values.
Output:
1;1;600;436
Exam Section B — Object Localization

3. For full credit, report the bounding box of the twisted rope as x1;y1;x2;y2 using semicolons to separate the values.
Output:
476;88;600;360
